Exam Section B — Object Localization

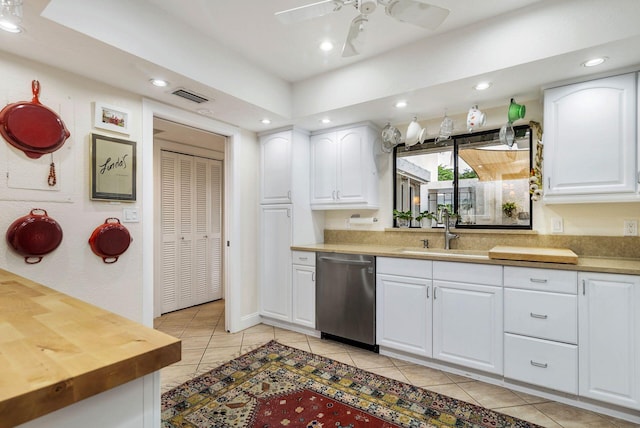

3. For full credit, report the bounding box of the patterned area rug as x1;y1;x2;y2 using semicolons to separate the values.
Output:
162;340;541;427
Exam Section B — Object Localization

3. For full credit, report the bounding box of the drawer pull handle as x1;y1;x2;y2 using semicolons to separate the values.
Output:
530;312;548;319
298;257;308;261
530;360;548;369
530;278;548;283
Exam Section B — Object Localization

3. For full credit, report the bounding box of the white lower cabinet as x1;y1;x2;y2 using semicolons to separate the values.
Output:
376;257;432;356
503;267;578;394
292;251;316;328
579;272;640;410
259;205;292;322
432;261;503;374
432;280;503;374
504;333;578;394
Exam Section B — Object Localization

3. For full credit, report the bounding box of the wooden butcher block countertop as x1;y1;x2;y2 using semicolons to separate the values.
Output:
488;245;579;264
0;269;181;428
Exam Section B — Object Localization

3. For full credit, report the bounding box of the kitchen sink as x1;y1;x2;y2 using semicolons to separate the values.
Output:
397;248;489;259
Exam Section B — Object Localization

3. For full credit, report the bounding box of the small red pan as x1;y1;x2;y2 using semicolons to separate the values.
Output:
0;80;71;159
89;218;132;264
6;208;63;264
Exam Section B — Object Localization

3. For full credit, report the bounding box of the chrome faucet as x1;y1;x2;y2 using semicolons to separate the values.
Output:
443;209;458;250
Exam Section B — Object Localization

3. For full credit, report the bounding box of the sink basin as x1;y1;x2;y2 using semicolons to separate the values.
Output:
397;248;489;260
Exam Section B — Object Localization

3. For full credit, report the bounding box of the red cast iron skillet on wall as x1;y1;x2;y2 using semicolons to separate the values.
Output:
88;218;132;264
6;208;63;264
0;80;70;159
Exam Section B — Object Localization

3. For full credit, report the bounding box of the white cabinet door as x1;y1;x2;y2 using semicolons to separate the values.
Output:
433;280;503;374
292;264;315;328
310;124;378;209
310;132;338;205
543;73;637;203
260;131;292;204
337;128;366;204
377;273;432;356
578;272;640;410
259;205;292;322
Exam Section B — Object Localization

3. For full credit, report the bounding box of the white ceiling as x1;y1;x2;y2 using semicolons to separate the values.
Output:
2;0;640;137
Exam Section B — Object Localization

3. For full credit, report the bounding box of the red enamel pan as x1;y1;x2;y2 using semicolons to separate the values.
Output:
6;209;63;264
0;80;70;159
89;218;132;264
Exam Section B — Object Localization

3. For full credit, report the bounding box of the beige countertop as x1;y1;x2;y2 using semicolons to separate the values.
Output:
292;243;640;275
0;269;181;428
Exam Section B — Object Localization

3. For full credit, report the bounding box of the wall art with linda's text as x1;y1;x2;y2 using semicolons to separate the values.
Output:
90;133;136;201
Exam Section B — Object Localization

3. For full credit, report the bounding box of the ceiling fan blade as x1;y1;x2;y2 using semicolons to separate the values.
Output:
342;14;368;57
275;0;343;24
385;0;449;29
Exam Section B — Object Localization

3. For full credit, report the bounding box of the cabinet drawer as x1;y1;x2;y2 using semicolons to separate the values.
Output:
504;333;578;394
504;266;577;293
292;251;315;267
504;288;577;344
433;261;501;286
377;257;432;278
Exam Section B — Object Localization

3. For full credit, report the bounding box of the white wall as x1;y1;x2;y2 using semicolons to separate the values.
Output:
324;100;640;237
0;51;144;321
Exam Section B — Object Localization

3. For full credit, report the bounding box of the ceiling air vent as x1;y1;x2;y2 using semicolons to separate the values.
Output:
171;88;209;104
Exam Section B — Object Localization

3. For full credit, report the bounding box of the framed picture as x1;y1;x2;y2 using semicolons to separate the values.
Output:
90;133;136;202
93;102;130;135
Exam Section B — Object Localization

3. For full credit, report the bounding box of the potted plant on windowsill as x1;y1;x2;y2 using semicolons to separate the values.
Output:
415;211;436;228
502;201;518;223
393;209;413;228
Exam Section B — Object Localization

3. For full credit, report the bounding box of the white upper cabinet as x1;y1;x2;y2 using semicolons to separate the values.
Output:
260;128;311;205
260;131;292;204
310;123;379;209
543;73;638;203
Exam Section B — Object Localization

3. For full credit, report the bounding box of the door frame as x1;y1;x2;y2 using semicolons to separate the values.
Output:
141;98;244;428
141;99;242;330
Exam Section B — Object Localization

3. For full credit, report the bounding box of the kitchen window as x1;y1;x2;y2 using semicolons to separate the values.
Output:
394;125;532;229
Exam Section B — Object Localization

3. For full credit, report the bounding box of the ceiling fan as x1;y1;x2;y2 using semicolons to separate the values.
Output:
275;0;450;57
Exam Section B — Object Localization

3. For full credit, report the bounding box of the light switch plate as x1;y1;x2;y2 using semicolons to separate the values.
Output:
552;217;563;233
122;207;139;223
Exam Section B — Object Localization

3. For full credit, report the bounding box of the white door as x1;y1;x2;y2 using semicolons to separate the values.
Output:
259;204;292;321
310;133;337;205
160;151;223;313
337;127;365;203
292;264;315;328
544;73;636;199
377;273;432;356
579;272;640;410
260;131;291;204
433;281;503;374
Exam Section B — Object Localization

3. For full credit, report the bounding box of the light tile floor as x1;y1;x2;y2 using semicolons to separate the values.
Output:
155;300;639;428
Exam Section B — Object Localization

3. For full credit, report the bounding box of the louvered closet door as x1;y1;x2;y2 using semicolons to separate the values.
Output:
161;151;222;313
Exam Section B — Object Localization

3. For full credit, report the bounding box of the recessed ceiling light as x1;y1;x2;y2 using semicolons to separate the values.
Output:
150;78;169;87
319;40;334;52
320;118;331;124
261;118;272;125
474;82;491;91
582;57;607;67
0;21;22;33
395;100;407;108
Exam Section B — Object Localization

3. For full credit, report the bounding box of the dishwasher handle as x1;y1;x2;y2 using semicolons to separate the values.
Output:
318;256;373;266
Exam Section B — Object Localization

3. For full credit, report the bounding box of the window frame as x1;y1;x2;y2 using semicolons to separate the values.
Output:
392;124;533;230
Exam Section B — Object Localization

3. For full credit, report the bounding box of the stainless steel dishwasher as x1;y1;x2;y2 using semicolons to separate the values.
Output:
316;252;377;351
